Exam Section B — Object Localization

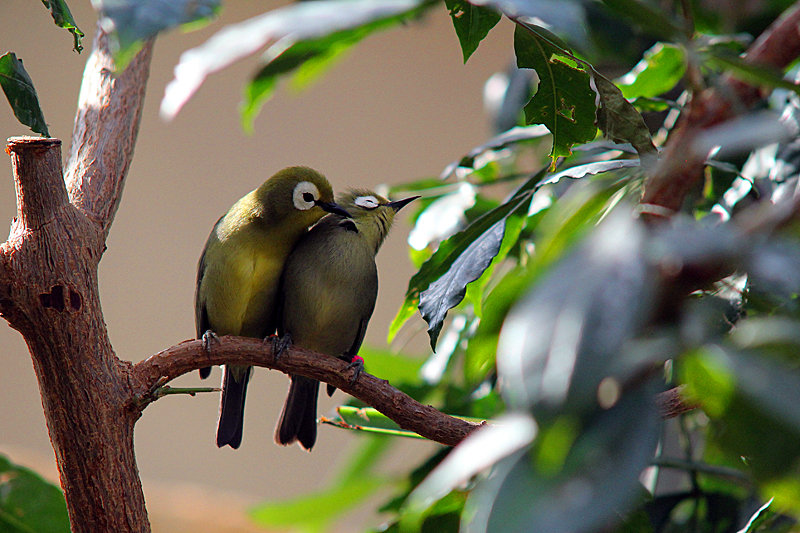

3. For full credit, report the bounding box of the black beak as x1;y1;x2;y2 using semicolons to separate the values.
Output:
316;201;352;218
386;196;420;212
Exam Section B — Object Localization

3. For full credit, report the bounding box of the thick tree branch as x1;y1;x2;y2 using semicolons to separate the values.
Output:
131;337;483;447
3;137;147;532
64;22;154;239
641;1;800;214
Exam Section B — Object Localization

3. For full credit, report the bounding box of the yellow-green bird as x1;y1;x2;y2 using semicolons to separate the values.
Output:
195;166;350;449
275;190;418;450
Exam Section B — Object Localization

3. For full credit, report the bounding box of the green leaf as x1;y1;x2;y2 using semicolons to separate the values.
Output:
441;125;550;179
161;0;430;121
402;170;545;350
0;53;49;137
464;200;529;319
0;454;70;533
94;0;220;70
358;345;426;386
615;42;685;99
497;210;657;415
250;476;389;531
591;70;658;169
739;499;774;533
326;406;426;438
444;0;501;63
251;436;395;532
41;0;84;52
514;24;598;167
707;48;800;97
468;382;661;533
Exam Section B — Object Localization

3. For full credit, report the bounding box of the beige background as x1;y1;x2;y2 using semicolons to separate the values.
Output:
0;1;513;531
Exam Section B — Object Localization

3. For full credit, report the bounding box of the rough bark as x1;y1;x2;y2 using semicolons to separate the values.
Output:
0;21;155;533
1;137;148;532
65;26;154;237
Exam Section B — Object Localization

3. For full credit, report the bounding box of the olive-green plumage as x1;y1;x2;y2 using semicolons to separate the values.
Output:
275;190;418;450
195;166;349;449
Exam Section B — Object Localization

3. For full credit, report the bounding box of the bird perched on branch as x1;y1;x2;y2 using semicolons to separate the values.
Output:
275;190;418;450
195;166;350;449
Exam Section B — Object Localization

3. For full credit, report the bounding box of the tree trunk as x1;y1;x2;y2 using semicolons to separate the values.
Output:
2;138;148;531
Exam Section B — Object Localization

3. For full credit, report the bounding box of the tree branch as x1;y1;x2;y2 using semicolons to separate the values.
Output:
641;1;800;214
64;22;154;239
132;338;700;447
131;337;483;447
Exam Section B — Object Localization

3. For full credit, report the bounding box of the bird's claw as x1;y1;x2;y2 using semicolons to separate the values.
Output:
201;330;220;352
345;355;364;387
271;333;292;361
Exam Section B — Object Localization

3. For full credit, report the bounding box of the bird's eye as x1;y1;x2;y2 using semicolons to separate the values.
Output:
354;196;379;209
293;181;320;211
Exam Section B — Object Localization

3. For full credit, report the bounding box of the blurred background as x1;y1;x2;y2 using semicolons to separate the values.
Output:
0;1;513;531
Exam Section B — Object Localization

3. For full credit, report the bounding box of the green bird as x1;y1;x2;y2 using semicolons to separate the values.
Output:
275;190;418;450
195;166;350;449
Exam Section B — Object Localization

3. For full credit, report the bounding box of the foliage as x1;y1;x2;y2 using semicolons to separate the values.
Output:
7;0;800;532
0;454;70;533
0;53;50;137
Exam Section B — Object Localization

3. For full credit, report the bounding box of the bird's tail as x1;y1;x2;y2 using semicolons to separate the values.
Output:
216;365;251;449
274;374;319;451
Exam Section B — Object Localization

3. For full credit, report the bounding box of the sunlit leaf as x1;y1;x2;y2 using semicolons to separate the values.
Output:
41;0;85;52
441;125;550;178
410;172;544;350
93;0;220;70
444;0;501;63
161;0;427;121
406;413;537;512
616;42;685;99
0;454;69;533
514;24;598;167
358;345;426;386
0;53;49;137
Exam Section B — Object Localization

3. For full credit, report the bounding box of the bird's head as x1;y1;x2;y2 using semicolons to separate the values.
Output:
253;166;351;226
335;190;419;253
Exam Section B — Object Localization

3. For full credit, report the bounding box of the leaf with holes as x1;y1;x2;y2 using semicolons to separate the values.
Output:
514;24;597;167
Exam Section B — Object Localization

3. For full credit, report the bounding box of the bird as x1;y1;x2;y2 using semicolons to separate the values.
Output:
274;189;418;450
195;166;351;449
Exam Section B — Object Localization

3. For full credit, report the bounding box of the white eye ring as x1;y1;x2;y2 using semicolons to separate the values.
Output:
354;196;379;209
293;181;320;211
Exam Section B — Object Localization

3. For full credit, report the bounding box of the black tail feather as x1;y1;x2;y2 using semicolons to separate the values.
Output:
275;375;319;451
216;365;251;449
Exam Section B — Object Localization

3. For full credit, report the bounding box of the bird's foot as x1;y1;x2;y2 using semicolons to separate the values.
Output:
201;330;220;352
345;354;364;387
270;333;292;361
199;330;220;379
